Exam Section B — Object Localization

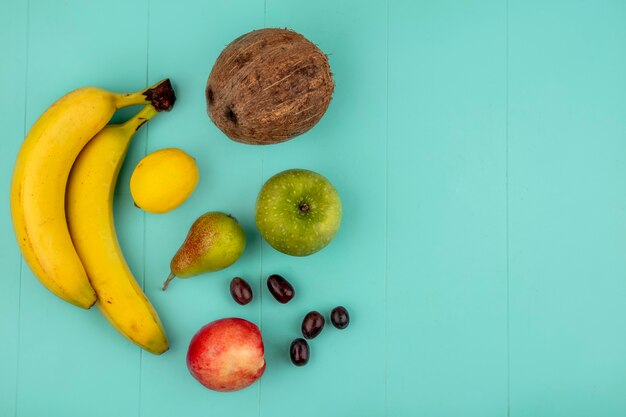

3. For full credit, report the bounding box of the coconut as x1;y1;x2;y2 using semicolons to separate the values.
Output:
206;28;334;145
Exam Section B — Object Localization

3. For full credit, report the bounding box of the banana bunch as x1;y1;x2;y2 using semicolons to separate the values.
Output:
10;80;176;354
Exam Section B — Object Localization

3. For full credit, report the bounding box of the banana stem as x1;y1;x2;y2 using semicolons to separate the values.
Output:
162;272;176;291
120;105;159;133
116;79;176;111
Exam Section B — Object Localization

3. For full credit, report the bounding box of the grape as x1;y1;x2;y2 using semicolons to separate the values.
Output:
290;338;309;366
229;277;253;305
267;274;295;303
330;306;350;329
302;311;325;339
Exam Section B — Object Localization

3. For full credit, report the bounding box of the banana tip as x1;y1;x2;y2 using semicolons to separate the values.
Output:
145;79;176;112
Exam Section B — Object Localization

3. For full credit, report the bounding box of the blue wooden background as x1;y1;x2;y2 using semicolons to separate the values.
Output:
1;0;625;416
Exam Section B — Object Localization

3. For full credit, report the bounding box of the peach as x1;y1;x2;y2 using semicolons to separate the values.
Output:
187;318;265;392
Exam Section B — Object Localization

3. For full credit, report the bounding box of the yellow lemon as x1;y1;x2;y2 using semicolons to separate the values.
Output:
130;148;199;214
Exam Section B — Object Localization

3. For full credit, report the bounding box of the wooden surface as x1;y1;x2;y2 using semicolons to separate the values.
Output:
1;0;625;416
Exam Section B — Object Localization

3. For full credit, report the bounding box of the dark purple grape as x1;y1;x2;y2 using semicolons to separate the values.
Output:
290;338;309;366
267;274;295;304
229;277;253;305
301;311;325;339
330;306;350;329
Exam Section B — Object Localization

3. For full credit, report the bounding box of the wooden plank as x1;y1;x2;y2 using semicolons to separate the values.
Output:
14;0;148;415
0;1;28;415
387;0;508;415
508;1;626;415
139;0;264;415
259;1;387;416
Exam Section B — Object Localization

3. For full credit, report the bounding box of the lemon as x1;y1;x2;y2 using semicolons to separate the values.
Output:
130;148;199;214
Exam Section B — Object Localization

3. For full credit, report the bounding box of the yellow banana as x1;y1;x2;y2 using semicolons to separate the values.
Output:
11;79;175;309
66;105;168;354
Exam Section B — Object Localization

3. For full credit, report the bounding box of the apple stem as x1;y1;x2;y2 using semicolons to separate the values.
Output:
162;272;176;291
299;202;310;213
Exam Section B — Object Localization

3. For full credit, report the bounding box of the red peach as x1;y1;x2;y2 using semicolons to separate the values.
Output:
187;318;266;392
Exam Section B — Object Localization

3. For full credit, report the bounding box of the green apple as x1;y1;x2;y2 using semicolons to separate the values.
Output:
255;169;342;256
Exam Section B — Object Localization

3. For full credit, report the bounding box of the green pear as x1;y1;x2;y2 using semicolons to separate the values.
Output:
162;212;246;290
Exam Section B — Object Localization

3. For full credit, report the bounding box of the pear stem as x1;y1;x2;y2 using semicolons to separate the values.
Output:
162;272;176;291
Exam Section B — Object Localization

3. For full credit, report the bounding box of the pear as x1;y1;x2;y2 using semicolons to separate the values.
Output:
163;212;246;290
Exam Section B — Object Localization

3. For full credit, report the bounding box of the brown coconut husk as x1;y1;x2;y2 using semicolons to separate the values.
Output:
206;28;334;145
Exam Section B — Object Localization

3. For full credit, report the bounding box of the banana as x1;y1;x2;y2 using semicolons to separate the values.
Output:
11;79;175;309
66;105;168;354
